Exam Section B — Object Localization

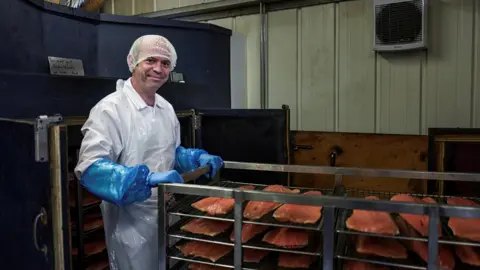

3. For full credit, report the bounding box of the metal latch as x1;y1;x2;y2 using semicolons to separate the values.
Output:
35;114;63;162
192;114;202;130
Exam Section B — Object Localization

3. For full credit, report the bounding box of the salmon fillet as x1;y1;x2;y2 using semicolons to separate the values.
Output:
262;227;309;249
230;223;268;243
447;197;480;242
188;263;227;270
272;190;323;224
181;218;233;237
176;241;233;262
342;261;389;270
278;253;316;268
355;235;407;259
243;185;300;220
191;185;254;215
346;196;399;235
396;216;455;270
390;194;442;237
243;248;269;263
455;245;480;266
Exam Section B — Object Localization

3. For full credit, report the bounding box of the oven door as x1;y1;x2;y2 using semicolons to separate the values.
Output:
0;119;54;270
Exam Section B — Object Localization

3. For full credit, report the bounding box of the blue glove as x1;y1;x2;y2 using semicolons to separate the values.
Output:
147;170;184;186
174;146;224;178
198;154;224;178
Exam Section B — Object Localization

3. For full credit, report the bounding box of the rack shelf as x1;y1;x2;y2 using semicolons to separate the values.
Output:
168;181;332;231
336;188;480;247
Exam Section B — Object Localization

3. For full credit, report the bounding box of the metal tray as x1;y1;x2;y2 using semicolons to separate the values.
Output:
169;258;322;270
168;238;272;270
336;232;480;270
441;197;480;247
168;217;322;256
168;181;332;231
335;188;480;247
335;232;426;270
169;239;322;270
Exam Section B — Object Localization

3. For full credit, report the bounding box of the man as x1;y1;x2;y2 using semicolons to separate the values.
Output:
74;35;223;270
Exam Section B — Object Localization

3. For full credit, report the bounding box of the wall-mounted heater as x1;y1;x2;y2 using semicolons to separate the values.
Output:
373;0;428;52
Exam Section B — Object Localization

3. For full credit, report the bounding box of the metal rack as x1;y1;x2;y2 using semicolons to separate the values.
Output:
166;180;327;269
333;188;479;269
158;161;480;270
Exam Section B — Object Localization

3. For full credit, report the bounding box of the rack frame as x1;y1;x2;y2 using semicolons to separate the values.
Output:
157;161;480;270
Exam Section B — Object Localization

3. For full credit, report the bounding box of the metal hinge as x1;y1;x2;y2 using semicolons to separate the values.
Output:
35;114;63;162
192;114;202;130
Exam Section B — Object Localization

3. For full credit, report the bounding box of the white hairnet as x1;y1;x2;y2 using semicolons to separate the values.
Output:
127;35;178;72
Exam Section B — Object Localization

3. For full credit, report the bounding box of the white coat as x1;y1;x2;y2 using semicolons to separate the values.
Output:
74;78;180;270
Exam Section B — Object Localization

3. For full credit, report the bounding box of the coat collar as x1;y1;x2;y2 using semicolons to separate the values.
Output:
119;78;165;110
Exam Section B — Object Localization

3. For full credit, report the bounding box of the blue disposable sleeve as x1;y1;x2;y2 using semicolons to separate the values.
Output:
174;146;208;173
80;158;153;206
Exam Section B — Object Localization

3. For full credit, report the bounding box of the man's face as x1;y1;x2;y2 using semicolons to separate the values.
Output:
133;56;171;90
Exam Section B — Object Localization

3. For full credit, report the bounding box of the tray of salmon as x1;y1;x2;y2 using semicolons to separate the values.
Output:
335;189;480;269
336;189;469;242
168;181;332;231
337;223;480;270
440;197;480;244
168;238;321;270
168;216;323;256
335;228;428;269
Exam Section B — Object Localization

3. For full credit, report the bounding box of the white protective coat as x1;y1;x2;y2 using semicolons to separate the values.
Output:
74;78;180;270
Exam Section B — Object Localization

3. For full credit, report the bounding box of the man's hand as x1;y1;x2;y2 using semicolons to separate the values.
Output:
147;170;184;186
198;154;224;178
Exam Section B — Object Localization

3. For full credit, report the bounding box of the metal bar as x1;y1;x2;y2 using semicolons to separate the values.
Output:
223;161;480;182
233;191;243;270
158;184;167;270
427;207;439;270
74;178;85;270
260;2;267;109
322;206;335;270
164;184;480;218
170;5;259;22
334;174;343;188
140;0;261;19
139;0;356;22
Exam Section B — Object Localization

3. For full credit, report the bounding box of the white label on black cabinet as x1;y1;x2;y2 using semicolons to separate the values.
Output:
48;56;85;76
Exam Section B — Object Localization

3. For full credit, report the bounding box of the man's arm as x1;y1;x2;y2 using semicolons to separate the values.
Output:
74;104;153;206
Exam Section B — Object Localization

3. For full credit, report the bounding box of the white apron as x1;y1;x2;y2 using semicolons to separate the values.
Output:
75;78;181;270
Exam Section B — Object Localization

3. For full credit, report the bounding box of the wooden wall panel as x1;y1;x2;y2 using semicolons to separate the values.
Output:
475;2;480;128
299;5;336;132
154;0;178;10
113;0;133;15
292;131;428;193
268;10;299;127
336;0;376;133
209;15;261;109
134;0;153;14
422;0;474;132
376;54;423;135
235;15;262;109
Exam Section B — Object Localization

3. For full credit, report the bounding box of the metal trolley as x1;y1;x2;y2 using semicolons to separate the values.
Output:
158;161;480;270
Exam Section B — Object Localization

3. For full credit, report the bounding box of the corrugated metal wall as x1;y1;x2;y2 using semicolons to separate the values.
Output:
103;0;480;135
